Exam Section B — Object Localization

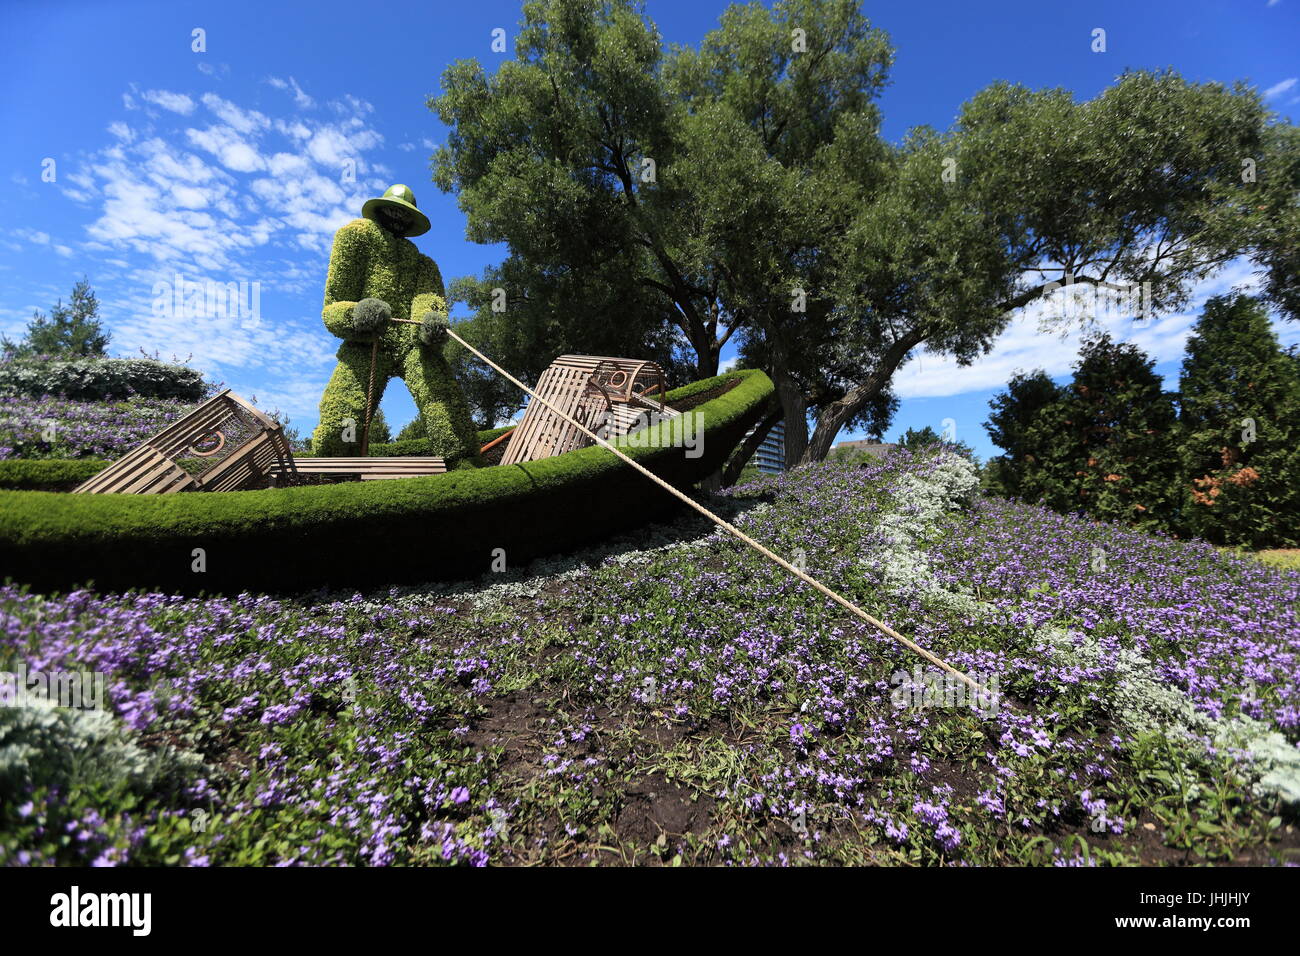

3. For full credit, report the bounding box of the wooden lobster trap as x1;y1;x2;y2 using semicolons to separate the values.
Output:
501;355;679;466
74;390;296;494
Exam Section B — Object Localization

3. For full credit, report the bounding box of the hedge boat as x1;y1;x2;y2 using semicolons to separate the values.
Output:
0;369;773;595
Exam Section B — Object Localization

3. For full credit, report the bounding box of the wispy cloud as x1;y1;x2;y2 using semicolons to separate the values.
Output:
140;89;196;115
1263;77;1297;99
34;86;398;421
267;76;315;109
894;260;1288;399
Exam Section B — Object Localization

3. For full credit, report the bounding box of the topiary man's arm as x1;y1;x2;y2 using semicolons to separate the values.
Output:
410;254;450;348
321;221;373;339
408;255;445;321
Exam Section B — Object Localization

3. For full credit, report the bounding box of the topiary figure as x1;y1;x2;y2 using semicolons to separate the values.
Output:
311;184;479;462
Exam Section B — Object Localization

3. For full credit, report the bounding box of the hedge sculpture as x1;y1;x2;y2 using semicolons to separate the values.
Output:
0;371;775;594
311;184;478;461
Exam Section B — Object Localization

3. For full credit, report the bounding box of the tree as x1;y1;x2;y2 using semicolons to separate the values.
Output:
396;415;425;442
432;0;722;385
441;308;528;430
805;70;1285;464
1065;334;1179;526
433;0;1292;467
365;407;392;445
3;278;109;359
984;337;1179;526
984;371;1065;501
899;425;976;462
433;0;894;465
1177;295;1300;547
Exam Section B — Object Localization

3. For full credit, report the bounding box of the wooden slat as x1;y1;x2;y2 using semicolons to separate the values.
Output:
606;401;681;439
268;457;446;479
75;391;291;495
153;403;237;457
501;355;669;466
119;448;193;495
197;431;274;491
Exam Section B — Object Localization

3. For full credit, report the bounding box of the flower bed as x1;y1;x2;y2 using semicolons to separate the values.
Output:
3;445;1296;866
0;394;190;460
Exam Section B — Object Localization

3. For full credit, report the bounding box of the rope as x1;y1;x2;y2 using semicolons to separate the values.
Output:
414;318;993;701
360;337;379;456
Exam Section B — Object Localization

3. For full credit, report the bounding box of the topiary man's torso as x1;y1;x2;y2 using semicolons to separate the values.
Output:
312;218;479;461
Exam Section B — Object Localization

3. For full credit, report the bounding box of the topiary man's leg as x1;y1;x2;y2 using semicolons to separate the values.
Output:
313;341;396;457
401;345;479;464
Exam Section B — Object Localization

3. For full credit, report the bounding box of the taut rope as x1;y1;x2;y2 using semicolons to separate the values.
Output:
396;316;992;701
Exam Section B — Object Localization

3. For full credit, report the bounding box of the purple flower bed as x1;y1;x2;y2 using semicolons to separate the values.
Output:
1;448;1296;867
926;497;1300;734
0;394;189;460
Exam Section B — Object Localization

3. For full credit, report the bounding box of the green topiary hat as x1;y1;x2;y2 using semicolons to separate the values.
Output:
362;183;431;238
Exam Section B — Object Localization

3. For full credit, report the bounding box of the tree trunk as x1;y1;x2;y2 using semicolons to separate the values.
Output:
777;379;808;468
800;327;927;465
720;400;781;487
694;343;720;380
764;335;808;468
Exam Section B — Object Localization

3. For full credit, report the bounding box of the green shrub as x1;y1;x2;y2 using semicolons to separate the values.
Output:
0;695;202;801
0;459;106;492
360;437;439;458
0;358;208;401
0;370;773;594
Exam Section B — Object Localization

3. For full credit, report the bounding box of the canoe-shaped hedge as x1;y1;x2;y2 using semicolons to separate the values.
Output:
0;369;773;594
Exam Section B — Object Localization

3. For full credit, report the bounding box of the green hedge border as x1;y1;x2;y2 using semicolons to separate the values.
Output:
0;459;107;491
0;370;772;594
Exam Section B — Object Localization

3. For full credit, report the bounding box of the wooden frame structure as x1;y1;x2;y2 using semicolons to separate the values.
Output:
500;355;679;466
73;352;679;492
266;456;446;482
73;390;295;495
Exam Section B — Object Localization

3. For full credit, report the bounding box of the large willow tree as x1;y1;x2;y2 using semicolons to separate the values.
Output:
432;0;1296;467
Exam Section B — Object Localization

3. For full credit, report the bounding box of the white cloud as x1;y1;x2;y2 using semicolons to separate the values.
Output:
37;87;393;422
305;126;365;167
265;152;311;177
329;94;374;117
141;89;196;115
170;185;209;209
268;76;315;109
1263;77;1297;99
894;260;1285;398
200;93;269;134
185;125;266;172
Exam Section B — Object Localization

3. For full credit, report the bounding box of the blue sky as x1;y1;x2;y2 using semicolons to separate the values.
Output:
1;0;1297;458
